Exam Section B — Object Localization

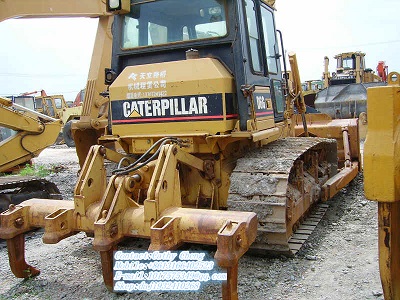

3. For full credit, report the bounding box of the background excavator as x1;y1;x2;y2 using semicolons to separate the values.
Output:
0;96;62;211
0;0;361;298
18;90;82;147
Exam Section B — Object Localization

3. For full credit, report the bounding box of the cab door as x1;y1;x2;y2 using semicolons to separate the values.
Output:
259;3;285;122
242;0;285;125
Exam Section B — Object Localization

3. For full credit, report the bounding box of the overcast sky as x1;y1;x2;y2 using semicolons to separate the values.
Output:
0;18;97;101
0;0;399;101
275;0;400;82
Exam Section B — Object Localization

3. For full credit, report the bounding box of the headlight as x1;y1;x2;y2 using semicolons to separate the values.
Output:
106;0;130;13
109;0;120;9
105;68;117;85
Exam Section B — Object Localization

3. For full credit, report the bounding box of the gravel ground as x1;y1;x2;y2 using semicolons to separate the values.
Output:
0;144;384;300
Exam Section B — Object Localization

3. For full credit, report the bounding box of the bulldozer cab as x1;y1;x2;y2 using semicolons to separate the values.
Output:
336;52;365;71
332;52;366;85
35;95;68;119
108;0;285;137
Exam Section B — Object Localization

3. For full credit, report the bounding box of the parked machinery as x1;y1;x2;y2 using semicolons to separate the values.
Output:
316;52;387;119
0;96;62;211
0;1;361;298
17;90;83;147
314;52;388;138
364;72;400;300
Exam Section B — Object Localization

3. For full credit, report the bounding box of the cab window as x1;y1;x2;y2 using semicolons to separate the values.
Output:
122;0;227;49
260;6;278;74
244;0;262;73
35;98;43;109
54;98;63;109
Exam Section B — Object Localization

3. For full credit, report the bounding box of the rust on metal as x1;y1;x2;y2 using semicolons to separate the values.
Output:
6;234;40;278
100;248;115;291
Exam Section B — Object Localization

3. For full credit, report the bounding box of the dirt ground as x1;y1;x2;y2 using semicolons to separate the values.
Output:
0;144;384;300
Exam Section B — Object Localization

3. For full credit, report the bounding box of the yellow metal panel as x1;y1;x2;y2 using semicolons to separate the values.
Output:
110;58;233;99
109;58;236;137
364;85;400;201
253;86;274;130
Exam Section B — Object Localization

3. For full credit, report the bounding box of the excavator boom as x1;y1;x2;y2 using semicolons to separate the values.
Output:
0;96;63;211
0;96;62;172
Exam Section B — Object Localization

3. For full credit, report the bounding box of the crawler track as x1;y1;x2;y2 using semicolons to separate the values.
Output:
228;137;337;255
0;176;61;212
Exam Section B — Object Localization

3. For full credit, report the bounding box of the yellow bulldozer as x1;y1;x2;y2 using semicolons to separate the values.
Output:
314;51;387;138
0;0;361;298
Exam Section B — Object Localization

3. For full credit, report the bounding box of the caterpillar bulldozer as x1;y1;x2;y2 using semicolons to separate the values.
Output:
0;96;62;211
364;72;400;300
0;0;360;298
315;51;387;138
